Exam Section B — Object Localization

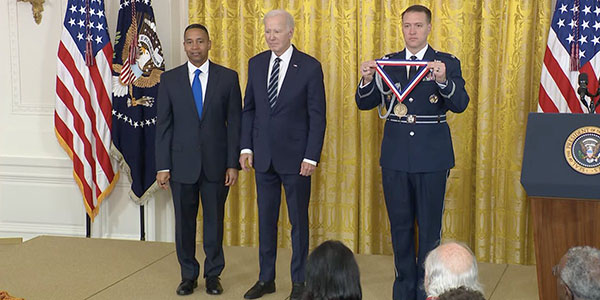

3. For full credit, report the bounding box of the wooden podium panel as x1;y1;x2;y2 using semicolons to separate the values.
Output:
530;197;600;300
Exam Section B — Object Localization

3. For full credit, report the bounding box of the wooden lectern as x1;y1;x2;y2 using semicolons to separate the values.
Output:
521;113;600;300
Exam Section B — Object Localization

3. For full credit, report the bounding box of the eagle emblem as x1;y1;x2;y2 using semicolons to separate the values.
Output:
112;13;164;108
565;127;600;175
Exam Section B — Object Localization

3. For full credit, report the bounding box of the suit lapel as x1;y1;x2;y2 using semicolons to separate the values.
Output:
267;45;302;111
175;64;200;119
423;46;437;62
275;46;300;110
202;61;220;120
258;52;270;103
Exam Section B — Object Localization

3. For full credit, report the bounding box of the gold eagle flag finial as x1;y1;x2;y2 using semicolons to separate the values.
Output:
18;0;45;25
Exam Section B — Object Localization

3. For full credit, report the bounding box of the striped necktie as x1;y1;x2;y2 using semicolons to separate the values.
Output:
267;57;281;110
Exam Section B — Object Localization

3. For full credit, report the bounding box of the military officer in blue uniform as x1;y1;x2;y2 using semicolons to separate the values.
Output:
355;5;469;300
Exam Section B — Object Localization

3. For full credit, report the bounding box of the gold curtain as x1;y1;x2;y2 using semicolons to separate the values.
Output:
188;0;553;265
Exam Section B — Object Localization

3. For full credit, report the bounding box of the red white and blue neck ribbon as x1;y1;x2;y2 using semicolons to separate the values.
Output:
375;59;430;103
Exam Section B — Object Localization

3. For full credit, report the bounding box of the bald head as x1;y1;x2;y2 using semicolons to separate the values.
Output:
436;242;475;274
424;242;482;297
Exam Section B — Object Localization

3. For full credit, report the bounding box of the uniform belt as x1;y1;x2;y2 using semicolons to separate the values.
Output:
387;114;447;124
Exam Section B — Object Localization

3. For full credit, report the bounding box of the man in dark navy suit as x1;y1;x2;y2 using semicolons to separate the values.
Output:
155;24;241;296
355;5;469;300
239;9;326;300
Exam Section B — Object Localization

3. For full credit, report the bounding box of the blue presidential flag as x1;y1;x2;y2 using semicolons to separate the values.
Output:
111;0;164;204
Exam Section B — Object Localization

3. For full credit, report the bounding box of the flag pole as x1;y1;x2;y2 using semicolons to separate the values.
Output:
86;214;91;238
140;205;146;241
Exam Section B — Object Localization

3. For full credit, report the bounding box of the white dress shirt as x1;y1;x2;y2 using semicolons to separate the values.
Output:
188;60;209;100
267;45;293;94
405;45;428;79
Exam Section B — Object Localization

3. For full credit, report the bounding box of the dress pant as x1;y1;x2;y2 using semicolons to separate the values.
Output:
381;168;448;300
171;171;228;281
255;165;311;283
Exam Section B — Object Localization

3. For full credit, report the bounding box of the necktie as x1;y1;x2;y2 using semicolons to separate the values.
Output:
192;69;203;120
267;57;281;110
408;55;418;81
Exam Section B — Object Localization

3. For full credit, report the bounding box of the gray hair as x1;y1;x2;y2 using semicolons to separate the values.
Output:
263;9;295;29
424;242;483;297
560;246;600;300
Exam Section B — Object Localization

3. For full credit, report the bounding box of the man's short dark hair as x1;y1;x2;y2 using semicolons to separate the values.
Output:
184;23;210;40
438;286;486;300
402;5;432;24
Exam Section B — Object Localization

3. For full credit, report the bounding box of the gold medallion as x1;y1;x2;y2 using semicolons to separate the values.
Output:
429;94;439;104
394;103;408;117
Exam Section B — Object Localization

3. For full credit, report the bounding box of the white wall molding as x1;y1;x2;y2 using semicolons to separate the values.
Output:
0;172;72;184
0;155;129;188
0;0;178;243
0;222;85;238
0;154;155;241
0;155;71;168
8;0;24;114
9;1;63;115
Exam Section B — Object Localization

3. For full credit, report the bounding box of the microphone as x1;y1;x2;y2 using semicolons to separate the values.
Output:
577;72;599;113
578;72;589;97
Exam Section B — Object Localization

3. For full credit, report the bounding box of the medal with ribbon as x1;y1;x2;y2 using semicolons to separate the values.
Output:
374;59;430;117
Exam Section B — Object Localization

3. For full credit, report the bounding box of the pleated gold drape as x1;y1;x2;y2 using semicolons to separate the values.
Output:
189;0;553;265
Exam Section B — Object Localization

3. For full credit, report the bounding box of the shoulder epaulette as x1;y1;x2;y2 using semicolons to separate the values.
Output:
434;50;458;61
381;51;402;60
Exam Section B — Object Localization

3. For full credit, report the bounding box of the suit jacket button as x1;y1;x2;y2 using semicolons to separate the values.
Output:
408;97;414;102
409;131;415;136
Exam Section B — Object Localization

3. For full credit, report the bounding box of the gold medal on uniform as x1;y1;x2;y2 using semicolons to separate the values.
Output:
429;94;439;104
394;103;408;117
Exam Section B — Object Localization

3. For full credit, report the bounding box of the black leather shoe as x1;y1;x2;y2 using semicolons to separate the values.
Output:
205;276;223;295
243;280;275;299
289;282;305;300
176;279;198;295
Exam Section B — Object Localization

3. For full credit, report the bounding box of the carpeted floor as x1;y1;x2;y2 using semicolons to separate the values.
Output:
0;236;539;299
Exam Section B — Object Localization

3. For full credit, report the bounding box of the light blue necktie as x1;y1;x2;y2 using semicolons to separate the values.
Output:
192;69;203;120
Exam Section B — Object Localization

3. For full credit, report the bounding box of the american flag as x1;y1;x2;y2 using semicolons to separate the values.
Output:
539;0;600;113
54;0;118;221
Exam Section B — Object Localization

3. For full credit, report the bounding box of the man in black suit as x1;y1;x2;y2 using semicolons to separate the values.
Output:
355;5;469;300
239;9;327;300
155;24;241;296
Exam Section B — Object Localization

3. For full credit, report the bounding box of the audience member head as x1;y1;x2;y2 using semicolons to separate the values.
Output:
555;246;600;300
437;286;486;300
303;240;362;300
424;241;483;297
